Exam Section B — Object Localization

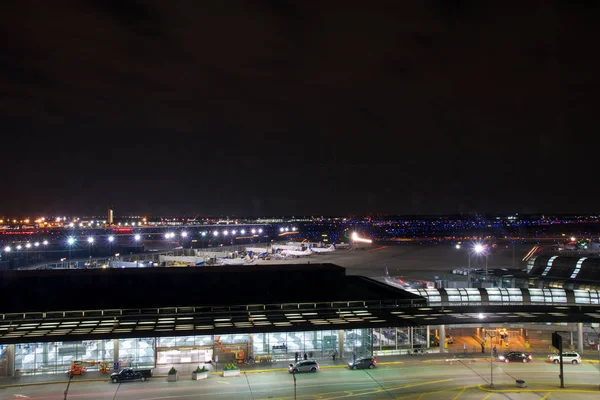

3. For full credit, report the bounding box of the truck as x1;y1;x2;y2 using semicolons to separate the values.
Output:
109;368;152;383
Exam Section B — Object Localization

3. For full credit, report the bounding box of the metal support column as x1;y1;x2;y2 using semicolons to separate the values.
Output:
338;330;344;359
577;322;584;355
426;326;431;349
113;339;119;368
7;344;15;377
439;325;446;353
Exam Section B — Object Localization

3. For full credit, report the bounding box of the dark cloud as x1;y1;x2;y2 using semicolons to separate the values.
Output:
0;1;599;216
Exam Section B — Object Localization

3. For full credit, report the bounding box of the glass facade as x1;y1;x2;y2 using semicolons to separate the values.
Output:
10;328;373;375
14;340;114;375
373;327;428;354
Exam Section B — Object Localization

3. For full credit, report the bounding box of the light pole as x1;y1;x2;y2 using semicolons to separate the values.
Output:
67;237;75;265
486;330;496;389
134;234;142;265
25;242;32;266
473;244;488;281
87;237;94;258
181;232;189;252
108;235;115;253
3;246;10;265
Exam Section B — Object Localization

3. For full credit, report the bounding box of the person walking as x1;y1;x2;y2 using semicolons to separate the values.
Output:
295;352;299;363
493;345;497;358
332;349;337;361
353;350;356;363
304;353;308;360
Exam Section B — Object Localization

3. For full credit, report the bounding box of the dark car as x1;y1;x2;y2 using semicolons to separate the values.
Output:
110;368;152;383
498;352;532;363
288;360;320;373
348;357;377;370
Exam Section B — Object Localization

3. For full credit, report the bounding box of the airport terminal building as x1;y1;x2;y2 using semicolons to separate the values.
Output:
2;263;599;376
0;264;430;376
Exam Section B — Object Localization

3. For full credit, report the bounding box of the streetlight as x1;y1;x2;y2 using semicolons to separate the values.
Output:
67;237;75;263
181;232;187;238
486;330;497;389
87;237;94;258
473;244;488;281
134;234;141;241
108;235;115;259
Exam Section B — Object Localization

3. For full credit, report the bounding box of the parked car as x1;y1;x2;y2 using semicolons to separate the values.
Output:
110;368;152;383
547;352;581;364
498;352;532;363
288;360;320;373
348;357;377;370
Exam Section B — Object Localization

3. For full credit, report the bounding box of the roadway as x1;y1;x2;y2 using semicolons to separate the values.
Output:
2;358;599;399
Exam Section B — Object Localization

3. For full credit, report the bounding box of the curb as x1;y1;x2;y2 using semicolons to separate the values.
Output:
477;383;600;394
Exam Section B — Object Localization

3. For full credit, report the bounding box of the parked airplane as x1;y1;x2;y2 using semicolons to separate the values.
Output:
310;244;335;254
281;248;312;257
219;257;254;265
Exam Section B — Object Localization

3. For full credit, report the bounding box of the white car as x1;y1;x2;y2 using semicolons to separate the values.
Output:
547;352;581;364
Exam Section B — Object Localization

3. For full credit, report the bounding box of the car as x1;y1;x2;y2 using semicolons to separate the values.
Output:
110;368;152;383
547;352;581;364
288;360;320;373
348;357;377;370
498;352;532;363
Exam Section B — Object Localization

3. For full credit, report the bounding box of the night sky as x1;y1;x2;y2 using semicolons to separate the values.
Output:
1;1;599;217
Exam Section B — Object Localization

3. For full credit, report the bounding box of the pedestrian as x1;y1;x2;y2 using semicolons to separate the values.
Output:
463;343;466;353
295;352;299;363
353;350;356;363
309;351;313;358
304;353;308;360
493;345;497;357
332;349;337;361
481;343;485;354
